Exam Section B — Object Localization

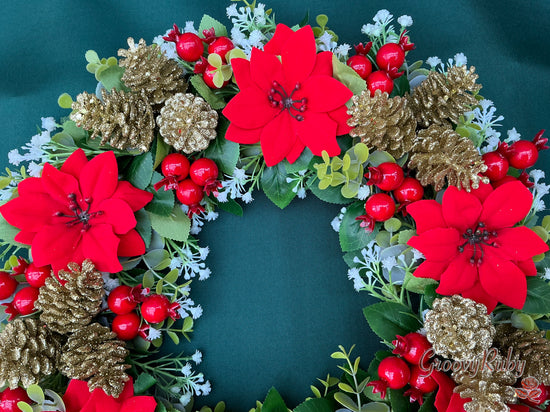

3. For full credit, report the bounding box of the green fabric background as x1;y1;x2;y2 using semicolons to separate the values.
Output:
1;1;549;410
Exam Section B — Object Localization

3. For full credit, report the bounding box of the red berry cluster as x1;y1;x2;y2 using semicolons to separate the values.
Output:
0;387;31;412
154;154;221;218
482;130;548;188
347;32;414;96
0;259;52;320
163;24;235;89
367;333;436;405
107;284;180;341
356;162;424;232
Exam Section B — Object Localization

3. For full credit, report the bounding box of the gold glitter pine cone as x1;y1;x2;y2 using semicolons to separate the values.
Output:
59;323;129;397
118;37;187;106
424;295;495;361
0;318;60;389
409;124;488;191
409;65;482;128
70;88;155;152
347;89;416;159
36;260;105;334
156;92;218;153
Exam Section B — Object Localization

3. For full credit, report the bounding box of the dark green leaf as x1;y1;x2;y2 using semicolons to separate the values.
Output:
154;135;170;169
339;201;379;252
155;402;167;412
390;75;410;98
145;173;175;216
294;397;333;412
51;132;76;147
389;388;415;412
261;163;296;209
418;392;436;412
190;75;226;110
199;14;228;37
523;277;550;314
307;175;351;205
97;64;127;92
204;118;239;174
343;250;363;268
423;283;439;308
135;209;152;248
61;120;88;142
133;373;157;394
261;388;288;412
284;148;313;174
217;198;244;216
149;205;190;242
363;302;422;342
298;10;310;27
127;152;153;190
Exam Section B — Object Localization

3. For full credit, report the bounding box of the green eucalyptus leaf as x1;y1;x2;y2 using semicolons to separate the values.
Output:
342;154;351;171
182;316;194;332
151;336;163;348
354;143;370;163
383;218;402;233
318;177;332;190
167;330;180;345
213;70;225;88
363;302;422;342
361;402;390;412
143;249;170;270
330;172;346;186
26;384;45;403
260;163;296;209
207;53;223;68
97;64;127;92
308;175;351;204
127;151;153;190
341;181;360;198
331;156;343;171
339;201;379;252
149;205;190;242
333;392;358;411
397;229;416;245
403;272;438;294
199;14;228;37
58;93;74;109
85;50;100;64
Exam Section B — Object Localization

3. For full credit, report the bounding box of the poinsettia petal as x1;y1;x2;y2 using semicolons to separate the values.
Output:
250;47;284;91
93;198;136;234
222;85;278;129
79;151;119;204
111;181;153;212
328;106;353;135
225;123;262;144
479;251;527;309
14;230;36;244
264;23;294;55
406;200;445;234
231;57;253;90
63;379;93;412
311;51;334;77
16;176;45;197
120;397;157;412
445;393;470;412
294;111;339;156
480;181;533;229
431;371;456;412
260;114;296;167
0;194;61;232
298;76;353;113
470;180;493;203
516;258;537;276
81;224;122;273
461;281;499;313
81;388;121;412
41;163;81;205
285;140;306;164
442;186;482;233
407;228;461;261
117;229;146;257
436;252;478;295
60;148;88;179
32;224;82;268
492;226;550;260
411;259;449;281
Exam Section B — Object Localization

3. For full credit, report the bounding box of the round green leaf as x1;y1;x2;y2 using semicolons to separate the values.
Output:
57;93;74;109
208;53;223;68
85;49;100;63
353;143;370;163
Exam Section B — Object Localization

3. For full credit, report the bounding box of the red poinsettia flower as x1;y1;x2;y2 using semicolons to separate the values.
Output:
222;24;353;166
407;181;548;312
0;149;153;273
63;378;156;412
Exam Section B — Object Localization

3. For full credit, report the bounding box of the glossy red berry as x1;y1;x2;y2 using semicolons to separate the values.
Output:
0;271;18;300
0;387;32;412
108;285;137;315
24;262;51;288
482;151;509;181
365;193;395;222
346;54;372;80
507;140;539;169
141;294;171;324
393;177;424;204
408;365;438;393
366;70;393;96
378;356;411;389
365;162;404;191
176;32;204;62
190;158;219;186
176;179;204;206
376;43;405;71
392;332;432;365
154;153;191;191
112;312;141;341
208;36;234;62
12;286;39;315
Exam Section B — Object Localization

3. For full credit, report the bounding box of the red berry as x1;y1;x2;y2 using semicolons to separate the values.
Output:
141;294;170;324
190;158;219;186
24;263;51;288
366;70;393;96
346;55;372;80
365;162;404;191
0;387;31;412
508;140;539;169
0;271;18;300
365;193;395;222
482;151;509;181
376;43;405;71
521;383;548;406
108;285;138;315
112;312;141;340
378;356;410;389
176;32;204;62
408;365;438;393
11;257;28;275
208;36;234;62
393;177;424;204
162;153;190;180
12;287;39;316
176;179;204;206
392;332;432;365
203;64;228;89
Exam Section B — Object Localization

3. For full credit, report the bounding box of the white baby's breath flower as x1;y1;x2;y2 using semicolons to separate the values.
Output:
147;327;162;341
184;21;198;34
453;52;467;66
507;127;521;142
189;305;203;319
242;191;254;204
362;23;382;37
373;9;392;25
179;392;192;406
27;162;43;177
192;350;203;364
226;3;239;17
397;15;413;27
357;185;370;200
426;56;442;68
41;117;57;132
181;362;193;377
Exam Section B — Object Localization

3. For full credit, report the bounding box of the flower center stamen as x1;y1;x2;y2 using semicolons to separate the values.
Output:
457;222;498;265
54;193;103;231
267;81;307;121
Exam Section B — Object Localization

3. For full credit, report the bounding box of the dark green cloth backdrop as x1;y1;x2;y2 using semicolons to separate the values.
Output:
1;1;549;410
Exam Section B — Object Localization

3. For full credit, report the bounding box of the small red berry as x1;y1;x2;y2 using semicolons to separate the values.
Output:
108;285;138;315
11;257;28;275
4;286;40;319
409;365;438;393
208;36;234;62
176;32;204;62
393;177;424;204
176;179;204;206
482;151;509;181
346;55;372;80
24;262;51;288
0;387;32;412
190;158;219;186
154;153;191;191
392;332;432;365
364;162;404;191
141;294;171;324
0;271;18;300
378;356;410;389
365;193;395;222
508;140;539;169
376;43;405;71
203;64;229;89
112;312;141;341
366;70;393;96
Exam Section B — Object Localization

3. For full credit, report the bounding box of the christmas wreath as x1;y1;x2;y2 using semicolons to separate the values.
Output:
0;2;549;412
